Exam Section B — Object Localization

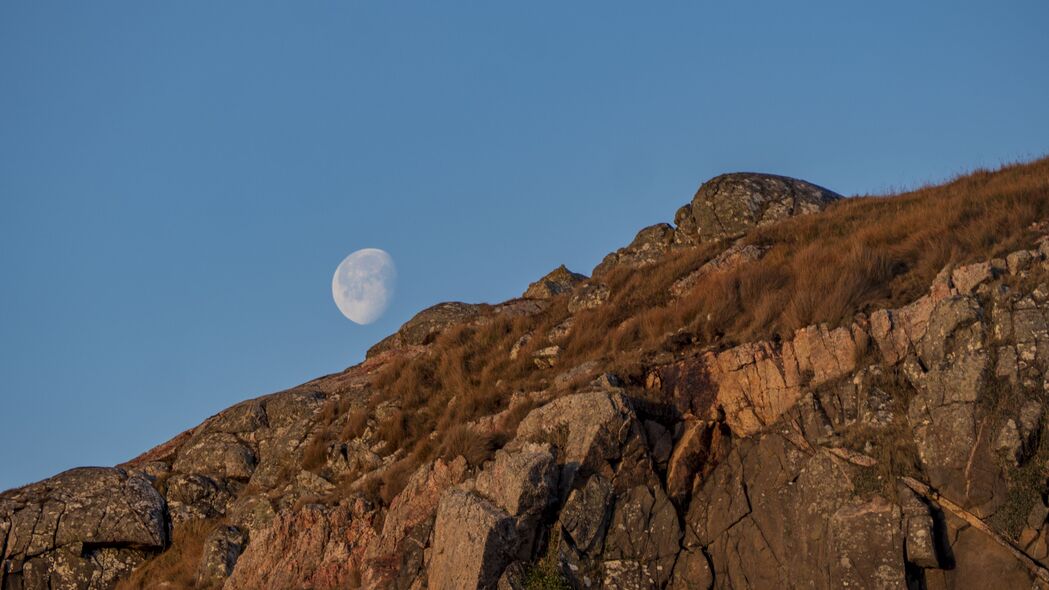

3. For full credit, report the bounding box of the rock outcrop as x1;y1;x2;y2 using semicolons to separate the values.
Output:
594;223;676;276
683;172;842;243
367;301;486;357
0;468;166;590
524;265;587;299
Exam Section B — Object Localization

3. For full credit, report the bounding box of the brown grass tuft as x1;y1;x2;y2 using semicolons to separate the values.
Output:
115;519;219;590
438;425;494;467
340;408;369;442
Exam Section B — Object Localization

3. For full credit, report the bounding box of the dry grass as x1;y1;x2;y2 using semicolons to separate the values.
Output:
340;408;369;441
379;459;416;505
301;429;333;472
115;519;219;590
438;425;495;466
565;156;1049;365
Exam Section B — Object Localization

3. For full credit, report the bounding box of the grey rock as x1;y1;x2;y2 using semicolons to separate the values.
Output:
568;283;611;313
171;431;257;480
687;173;842;242
515;391;638;498
227;494;276;534
558;475;613;556
593;224;675;277
165;473;236;523
524;265;587;299
898;485;939;568
0;467;167;590
603;485;680;588
195;525;248;588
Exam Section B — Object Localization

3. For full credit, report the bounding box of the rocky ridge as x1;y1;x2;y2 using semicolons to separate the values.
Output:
4;168;1049;590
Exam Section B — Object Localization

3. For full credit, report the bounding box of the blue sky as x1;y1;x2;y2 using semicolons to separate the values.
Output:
1;2;1047;491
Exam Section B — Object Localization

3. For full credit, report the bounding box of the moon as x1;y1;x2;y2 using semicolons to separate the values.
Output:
332;248;397;324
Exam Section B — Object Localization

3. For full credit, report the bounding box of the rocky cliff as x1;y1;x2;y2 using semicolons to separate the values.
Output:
4;160;1049;590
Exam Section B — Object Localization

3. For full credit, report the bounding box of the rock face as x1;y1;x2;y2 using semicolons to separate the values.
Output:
363;457;468;588
429;489;517;590
524;265;587;299
224;499;378;590
0;467;167;590
684;172;842;242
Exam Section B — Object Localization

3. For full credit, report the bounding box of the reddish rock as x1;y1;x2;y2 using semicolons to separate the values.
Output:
224;499;379;590
363;457;468;588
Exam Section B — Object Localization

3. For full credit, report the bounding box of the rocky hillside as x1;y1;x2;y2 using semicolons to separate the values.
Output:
4;158;1049;590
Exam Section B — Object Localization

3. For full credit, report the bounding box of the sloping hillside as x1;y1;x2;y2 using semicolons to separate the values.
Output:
3;157;1049;590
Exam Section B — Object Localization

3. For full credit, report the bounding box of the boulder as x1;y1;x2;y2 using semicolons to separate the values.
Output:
687;173;842;242
515;391;638;497
474;443;558;561
898;485;939;568
532;345;561;369
907;295;1006;515
171;431;257;480
428;488;517;590
0;467;167;590
524;265;587;299
475;443;557;523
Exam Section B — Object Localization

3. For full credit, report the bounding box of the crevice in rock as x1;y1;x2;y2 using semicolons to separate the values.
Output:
901;476;1049;584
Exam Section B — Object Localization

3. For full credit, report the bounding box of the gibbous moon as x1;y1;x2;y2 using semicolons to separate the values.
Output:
332;248;396;324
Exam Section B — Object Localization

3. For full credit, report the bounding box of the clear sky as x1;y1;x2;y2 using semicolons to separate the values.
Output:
2;2;1047;491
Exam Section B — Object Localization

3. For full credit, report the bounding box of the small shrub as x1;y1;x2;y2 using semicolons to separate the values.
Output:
523;560;571;590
